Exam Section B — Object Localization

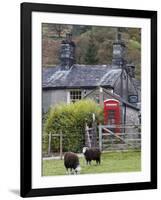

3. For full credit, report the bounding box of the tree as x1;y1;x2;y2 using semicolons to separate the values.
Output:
84;33;99;64
42;23;72;38
72;25;92;36
53;24;66;38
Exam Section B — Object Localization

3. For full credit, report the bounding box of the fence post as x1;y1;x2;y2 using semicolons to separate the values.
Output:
92;113;97;147
85;123;91;148
99;125;102;151
60;131;63;160
48;132;52;155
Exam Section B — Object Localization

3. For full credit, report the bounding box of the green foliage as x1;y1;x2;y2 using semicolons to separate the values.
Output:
84;32;99;64
129;40;141;50
72;25;92;36
43;151;141;176
127;28;141;43
127;39;141;80
76;27;115;65
43;100;103;153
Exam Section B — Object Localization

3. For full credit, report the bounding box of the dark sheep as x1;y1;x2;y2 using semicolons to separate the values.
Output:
64;152;81;174
82;147;101;165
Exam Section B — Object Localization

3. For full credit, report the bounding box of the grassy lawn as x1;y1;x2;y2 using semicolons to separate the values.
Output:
42;151;141;176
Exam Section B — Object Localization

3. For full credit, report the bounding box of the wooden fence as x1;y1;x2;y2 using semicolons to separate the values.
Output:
43;124;141;158
46;132;63;159
98;124;141;151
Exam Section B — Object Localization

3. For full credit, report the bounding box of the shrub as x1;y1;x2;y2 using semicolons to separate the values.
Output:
43;99;103;153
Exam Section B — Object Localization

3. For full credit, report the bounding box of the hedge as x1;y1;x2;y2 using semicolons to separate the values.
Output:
43;99;103;153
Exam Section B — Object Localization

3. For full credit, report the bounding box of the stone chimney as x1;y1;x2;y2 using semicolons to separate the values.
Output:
59;33;75;70
112;30;126;67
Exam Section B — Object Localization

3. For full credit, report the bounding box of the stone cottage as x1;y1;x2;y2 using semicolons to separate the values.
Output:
42;33;141;125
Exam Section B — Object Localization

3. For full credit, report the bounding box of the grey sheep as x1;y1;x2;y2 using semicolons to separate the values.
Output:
82;147;101;165
64;152;81;174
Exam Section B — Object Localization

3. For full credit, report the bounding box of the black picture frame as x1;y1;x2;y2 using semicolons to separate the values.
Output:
21;2;157;197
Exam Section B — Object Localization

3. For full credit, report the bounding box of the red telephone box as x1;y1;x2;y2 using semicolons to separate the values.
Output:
104;99;121;134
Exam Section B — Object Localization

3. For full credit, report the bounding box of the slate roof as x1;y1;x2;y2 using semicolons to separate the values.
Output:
43;64;122;89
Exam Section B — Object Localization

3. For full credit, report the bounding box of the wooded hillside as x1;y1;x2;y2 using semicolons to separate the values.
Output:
42;24;141;80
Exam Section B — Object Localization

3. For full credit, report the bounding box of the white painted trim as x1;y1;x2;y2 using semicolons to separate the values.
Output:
67;90;70;104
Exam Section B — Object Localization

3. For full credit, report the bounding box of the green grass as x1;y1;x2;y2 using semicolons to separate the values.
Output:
42;151;141;176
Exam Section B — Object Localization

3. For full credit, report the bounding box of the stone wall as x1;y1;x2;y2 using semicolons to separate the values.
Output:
126;106;140;125
124;106;140;140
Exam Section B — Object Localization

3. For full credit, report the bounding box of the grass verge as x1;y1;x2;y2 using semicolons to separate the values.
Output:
42;151;141;176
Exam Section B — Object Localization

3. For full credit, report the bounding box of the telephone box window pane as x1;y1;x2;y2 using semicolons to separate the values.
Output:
108;110;116;124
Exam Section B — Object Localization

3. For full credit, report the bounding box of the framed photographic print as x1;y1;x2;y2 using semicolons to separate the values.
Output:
21;2;157;197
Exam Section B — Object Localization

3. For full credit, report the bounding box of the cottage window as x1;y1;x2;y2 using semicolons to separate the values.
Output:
70;90;82;103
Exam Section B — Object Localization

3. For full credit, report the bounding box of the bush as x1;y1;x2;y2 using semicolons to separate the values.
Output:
43;99;103;153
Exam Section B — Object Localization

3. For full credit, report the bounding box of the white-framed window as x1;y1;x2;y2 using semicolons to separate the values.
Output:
69;90;82;103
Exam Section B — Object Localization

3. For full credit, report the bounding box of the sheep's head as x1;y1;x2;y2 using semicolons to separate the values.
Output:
75;165;81;174
82;147;88;154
